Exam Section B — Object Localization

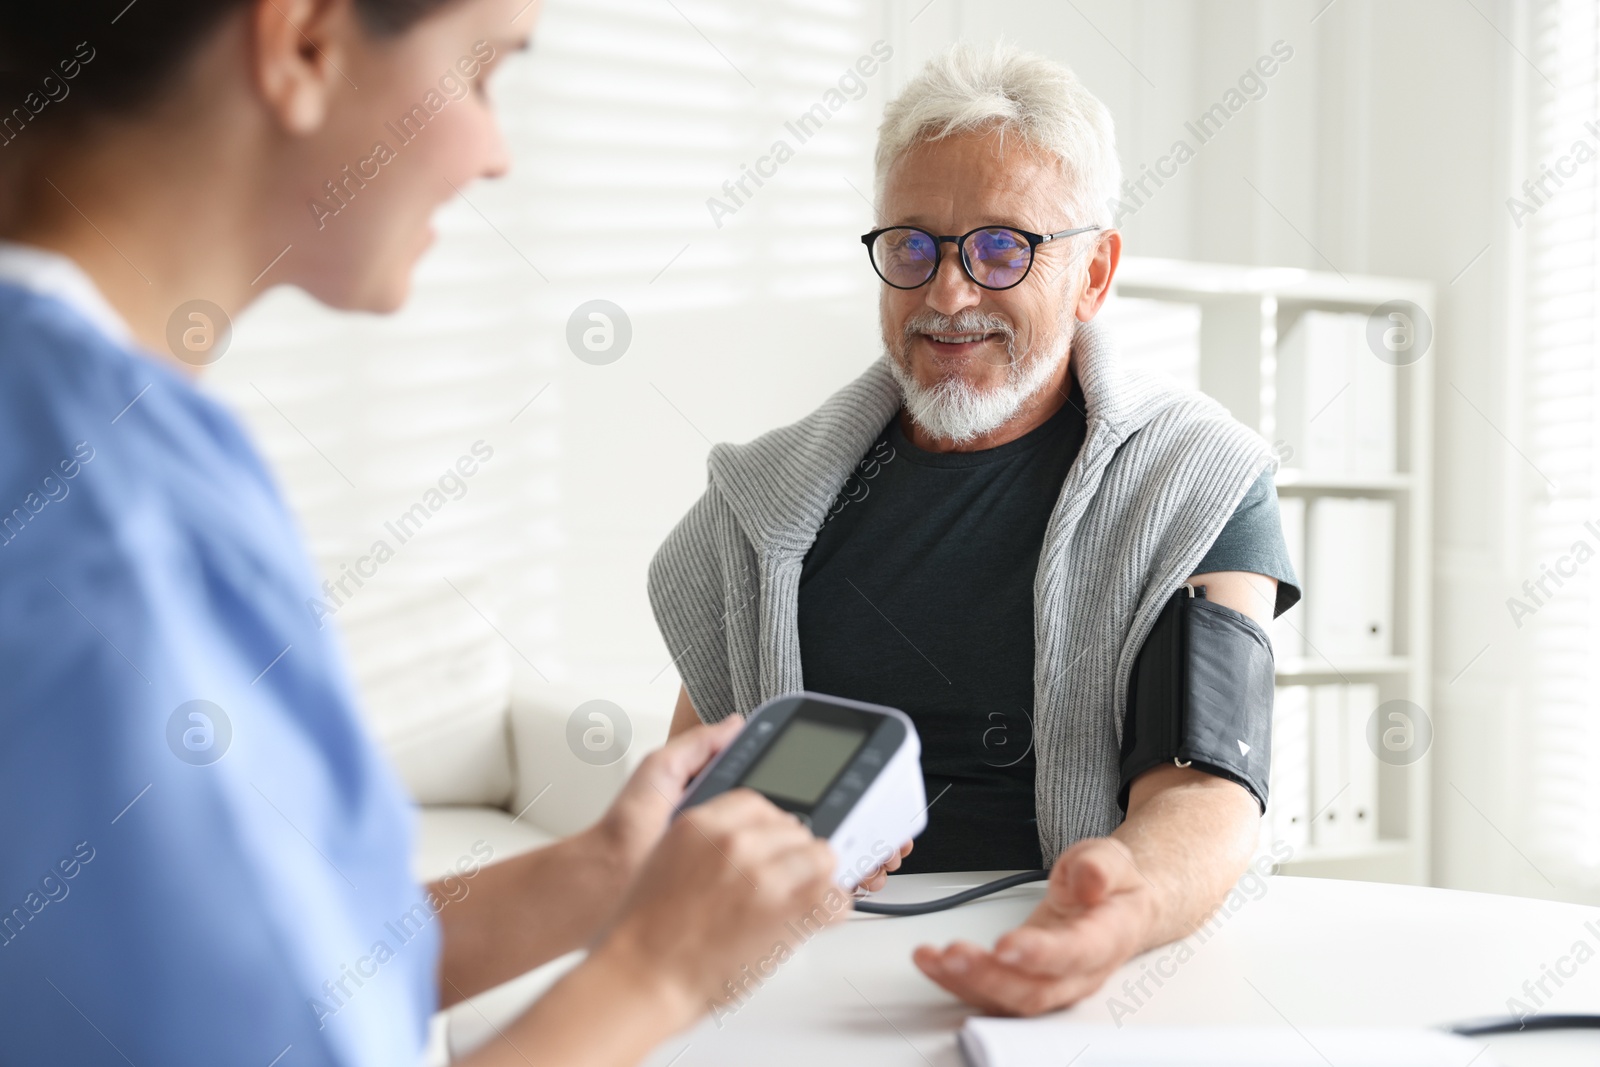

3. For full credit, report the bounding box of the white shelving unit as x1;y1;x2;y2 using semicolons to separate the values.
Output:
1112;256;1435;886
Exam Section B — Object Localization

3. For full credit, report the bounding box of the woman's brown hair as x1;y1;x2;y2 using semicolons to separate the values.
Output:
0;1;466;120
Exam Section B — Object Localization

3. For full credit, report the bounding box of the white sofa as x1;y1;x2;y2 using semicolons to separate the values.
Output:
402;662;674;879
360;635;674;1062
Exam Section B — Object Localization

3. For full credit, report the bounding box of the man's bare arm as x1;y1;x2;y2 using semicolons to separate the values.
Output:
1112;569;1275;945
1111;763;1262;941
912;571;1275;1015
668;681;701;738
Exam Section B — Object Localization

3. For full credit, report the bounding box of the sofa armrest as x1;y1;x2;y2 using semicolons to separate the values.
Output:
505;666;675;838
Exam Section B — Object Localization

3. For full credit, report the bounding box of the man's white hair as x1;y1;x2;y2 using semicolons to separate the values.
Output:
873;41;1122;229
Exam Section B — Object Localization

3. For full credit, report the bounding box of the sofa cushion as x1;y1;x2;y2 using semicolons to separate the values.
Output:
412;805;554;884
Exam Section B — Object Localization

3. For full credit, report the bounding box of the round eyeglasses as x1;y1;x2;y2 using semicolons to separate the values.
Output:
861;224;1101;291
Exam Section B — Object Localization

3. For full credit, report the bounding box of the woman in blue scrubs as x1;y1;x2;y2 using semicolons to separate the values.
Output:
0;4;847;1064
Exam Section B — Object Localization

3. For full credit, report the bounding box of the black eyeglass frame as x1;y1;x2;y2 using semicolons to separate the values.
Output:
860;224;1103;291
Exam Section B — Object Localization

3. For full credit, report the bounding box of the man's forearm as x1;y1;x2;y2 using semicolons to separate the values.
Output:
1111;763;1262;949
432;827;629;1005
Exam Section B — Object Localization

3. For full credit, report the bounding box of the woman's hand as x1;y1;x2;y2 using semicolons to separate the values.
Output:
585;714;745;881
856;840;914;894
473;789;845;1066
592;789;845;1020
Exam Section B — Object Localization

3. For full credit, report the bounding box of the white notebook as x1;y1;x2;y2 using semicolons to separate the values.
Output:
958;1020;1498;1067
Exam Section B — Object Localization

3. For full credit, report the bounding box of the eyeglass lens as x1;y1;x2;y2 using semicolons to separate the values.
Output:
870;227;1034;289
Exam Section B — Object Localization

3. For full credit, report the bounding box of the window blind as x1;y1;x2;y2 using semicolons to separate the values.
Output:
203;0;881;803
1523;0;1600;876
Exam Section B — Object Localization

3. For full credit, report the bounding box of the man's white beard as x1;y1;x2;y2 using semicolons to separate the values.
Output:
888;309;1073;446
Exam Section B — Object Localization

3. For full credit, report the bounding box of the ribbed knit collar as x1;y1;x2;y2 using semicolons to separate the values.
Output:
707;316;1189;559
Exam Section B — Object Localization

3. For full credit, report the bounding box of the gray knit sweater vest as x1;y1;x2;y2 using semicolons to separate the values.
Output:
647;317;1274;863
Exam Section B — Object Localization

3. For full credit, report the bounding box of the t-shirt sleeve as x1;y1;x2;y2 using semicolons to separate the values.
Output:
1191;469;1302;616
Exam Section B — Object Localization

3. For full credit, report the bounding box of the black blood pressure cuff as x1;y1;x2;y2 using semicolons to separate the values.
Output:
1118;586;1274;814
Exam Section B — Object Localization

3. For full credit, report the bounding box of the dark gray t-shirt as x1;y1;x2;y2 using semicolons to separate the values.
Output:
797;382;1300;873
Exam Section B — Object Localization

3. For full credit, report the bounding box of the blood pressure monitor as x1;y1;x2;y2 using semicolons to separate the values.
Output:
680;692;927;890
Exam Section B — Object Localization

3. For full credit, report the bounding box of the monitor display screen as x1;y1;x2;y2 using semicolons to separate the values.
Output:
739;718;869;807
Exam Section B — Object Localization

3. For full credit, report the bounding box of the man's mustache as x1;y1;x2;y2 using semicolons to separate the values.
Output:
899;310;1019;366
901;309;1017;345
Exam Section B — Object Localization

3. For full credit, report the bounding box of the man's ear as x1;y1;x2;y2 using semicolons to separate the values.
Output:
1074;228;1122;322
251;0;354;134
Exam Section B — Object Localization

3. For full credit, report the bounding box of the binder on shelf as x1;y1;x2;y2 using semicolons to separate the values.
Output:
1271;496;1307;660
1310;685;1347;849
1107;263;1428;885
1267;686;1310;853
1344;683;1380;847
1305;497;1394;661
1276;310;1396;477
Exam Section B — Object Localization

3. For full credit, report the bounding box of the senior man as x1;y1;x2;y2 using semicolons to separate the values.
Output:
650;43;1299;1015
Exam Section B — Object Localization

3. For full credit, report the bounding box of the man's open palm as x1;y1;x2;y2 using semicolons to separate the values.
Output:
911;837;1161;1016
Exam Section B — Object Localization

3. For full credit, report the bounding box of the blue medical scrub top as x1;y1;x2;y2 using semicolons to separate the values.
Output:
0;277;439;1065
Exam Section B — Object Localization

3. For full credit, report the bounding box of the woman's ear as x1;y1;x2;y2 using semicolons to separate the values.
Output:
251;0;354;134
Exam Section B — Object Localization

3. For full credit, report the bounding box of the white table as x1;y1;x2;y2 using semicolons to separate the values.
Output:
447;873;1600;1066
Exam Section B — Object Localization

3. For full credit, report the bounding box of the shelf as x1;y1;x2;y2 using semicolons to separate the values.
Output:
1275;840;1420;883
1114;256;1434;307
1275;840;1412;867
1112;254;1433;888
1275;656;1410;681
1274;470;1412;494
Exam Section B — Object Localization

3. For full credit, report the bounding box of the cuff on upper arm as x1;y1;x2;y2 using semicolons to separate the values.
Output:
1119;590;1275;814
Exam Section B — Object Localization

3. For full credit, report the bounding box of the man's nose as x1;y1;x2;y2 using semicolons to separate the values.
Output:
924;244;983;317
